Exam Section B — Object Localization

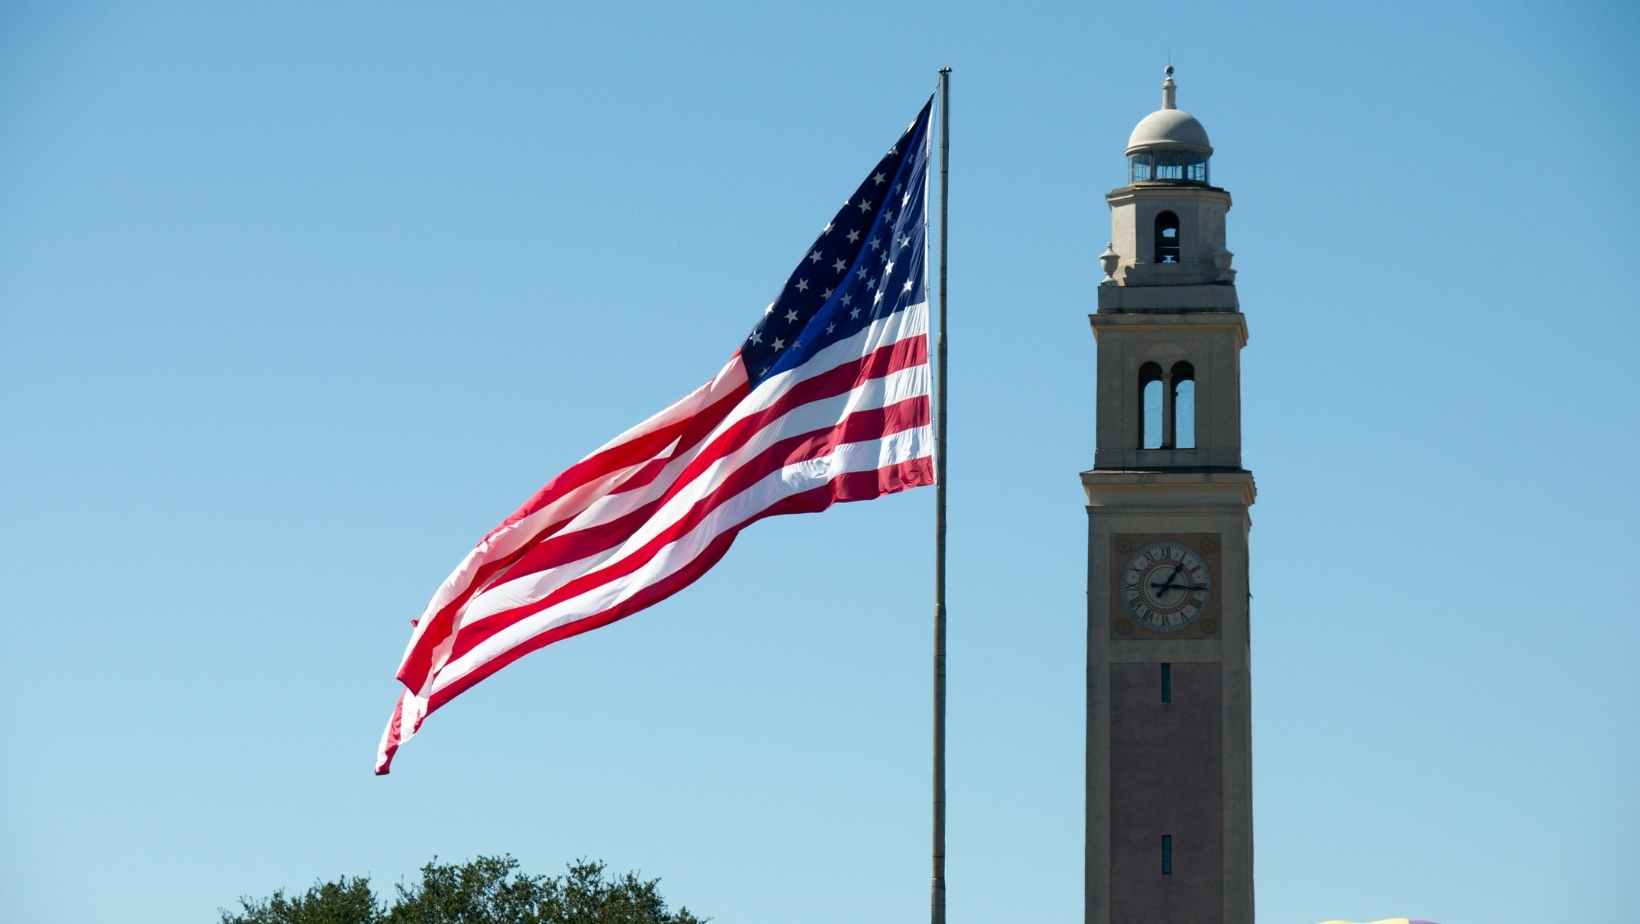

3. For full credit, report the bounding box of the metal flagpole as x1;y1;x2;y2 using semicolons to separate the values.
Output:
931;64;950;924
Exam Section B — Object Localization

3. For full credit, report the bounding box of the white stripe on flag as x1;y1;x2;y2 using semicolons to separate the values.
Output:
452;360;930;631
432;424;933;696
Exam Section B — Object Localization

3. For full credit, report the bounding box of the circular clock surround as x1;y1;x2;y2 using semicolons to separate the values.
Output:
1120;539;1212;633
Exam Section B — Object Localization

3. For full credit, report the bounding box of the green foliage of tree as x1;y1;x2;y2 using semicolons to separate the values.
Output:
218;876;380;924
220;856;705;924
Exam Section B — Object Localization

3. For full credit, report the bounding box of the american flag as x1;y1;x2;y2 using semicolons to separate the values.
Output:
376;98;936;774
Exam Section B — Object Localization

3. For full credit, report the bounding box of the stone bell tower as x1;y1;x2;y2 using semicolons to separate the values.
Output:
1084;67;1256;924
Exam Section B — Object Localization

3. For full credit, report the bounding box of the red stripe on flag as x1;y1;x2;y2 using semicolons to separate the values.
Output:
441;394;931;670
397;335;925;692
394;379;751;692
460;338;927;597
374;692;406;776
422;456;934;717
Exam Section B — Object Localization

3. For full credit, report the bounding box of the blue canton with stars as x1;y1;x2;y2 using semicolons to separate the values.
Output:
740;98;933;385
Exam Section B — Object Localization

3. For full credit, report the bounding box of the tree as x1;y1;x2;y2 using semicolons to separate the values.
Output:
220;856;706;924
218;876;380;924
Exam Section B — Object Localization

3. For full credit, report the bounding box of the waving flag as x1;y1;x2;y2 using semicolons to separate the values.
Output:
376;99;936;774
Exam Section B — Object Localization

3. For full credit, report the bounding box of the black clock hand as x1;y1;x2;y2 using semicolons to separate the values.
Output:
1150;569;1189;599
1150;575;1207;595
1154;562;1184;593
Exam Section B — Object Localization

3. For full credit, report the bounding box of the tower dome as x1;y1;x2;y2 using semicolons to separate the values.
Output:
1124;66;1213;184
1126;109;1212;156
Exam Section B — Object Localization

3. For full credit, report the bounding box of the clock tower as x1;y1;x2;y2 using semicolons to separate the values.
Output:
1084;67;1255;924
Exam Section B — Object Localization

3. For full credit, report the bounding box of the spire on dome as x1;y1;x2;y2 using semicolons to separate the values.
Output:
1162;64;1176;110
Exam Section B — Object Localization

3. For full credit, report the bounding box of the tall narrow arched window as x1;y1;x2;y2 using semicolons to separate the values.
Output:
1170;361;1196;449
1154;211;1181;264
1140;362;1164;449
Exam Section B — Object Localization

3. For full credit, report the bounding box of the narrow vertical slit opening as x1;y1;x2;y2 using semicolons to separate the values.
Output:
1170;361;1195;450
1162;834;1173;876
1161;662;1172;704
1154;211;1181;264
1140;362;1164;449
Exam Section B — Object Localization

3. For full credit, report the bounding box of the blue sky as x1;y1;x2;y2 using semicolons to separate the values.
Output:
3;1;1637;922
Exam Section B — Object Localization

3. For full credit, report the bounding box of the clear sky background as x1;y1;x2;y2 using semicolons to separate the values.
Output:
3;2;1637;922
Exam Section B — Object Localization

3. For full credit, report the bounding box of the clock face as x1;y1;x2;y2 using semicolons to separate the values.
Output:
1121;539;1212;633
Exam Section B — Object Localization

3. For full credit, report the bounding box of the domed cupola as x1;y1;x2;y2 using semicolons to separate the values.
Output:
1098;65;1236;292
1124;66;1213;185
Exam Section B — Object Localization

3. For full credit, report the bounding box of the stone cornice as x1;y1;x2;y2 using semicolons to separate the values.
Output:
1107;183;1232;209
1088;309;1248;346
1080;468;1256;508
